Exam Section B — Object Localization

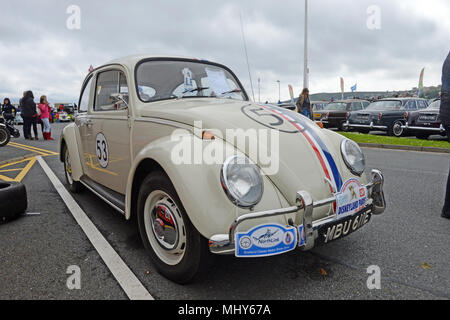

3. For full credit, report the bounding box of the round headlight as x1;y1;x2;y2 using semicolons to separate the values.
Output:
341;139;365;176
221;155;263;208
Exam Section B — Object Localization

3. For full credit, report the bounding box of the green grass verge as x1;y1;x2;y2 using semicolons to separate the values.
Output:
337;132;450;149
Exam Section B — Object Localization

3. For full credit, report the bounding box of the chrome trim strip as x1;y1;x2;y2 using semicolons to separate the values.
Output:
79;180;125;215
401;123;445;132
343;121;387;130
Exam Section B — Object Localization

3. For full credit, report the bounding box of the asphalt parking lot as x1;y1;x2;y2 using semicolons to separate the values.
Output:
0;122;449;300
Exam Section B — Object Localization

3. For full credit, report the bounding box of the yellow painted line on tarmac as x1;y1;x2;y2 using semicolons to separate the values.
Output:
0;157;37;182
8;142;58;157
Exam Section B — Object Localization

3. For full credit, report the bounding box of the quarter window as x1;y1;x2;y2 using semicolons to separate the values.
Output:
94;70;129;111
78;76;93;113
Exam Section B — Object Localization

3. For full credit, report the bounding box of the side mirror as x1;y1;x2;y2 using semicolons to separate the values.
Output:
110;93;129;109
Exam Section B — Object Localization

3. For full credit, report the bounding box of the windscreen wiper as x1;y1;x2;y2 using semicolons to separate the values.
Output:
181;87;210;97
220;89;242;96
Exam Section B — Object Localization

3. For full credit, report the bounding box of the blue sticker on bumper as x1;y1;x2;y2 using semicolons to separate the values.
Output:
235;224;297;258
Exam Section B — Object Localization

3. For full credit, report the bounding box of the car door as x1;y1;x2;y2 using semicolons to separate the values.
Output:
85;68;132;194
75;75;94;174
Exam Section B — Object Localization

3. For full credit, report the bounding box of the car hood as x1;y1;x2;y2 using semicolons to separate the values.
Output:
139;98;358;208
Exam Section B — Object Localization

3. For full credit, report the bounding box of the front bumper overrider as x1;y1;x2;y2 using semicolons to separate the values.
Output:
209;169;386;255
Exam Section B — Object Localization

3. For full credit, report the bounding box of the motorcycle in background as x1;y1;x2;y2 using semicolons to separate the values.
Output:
0;112;20;147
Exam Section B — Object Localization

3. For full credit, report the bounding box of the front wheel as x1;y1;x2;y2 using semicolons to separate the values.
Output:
0;126;10;147
137;171;212;284
63;145;82;193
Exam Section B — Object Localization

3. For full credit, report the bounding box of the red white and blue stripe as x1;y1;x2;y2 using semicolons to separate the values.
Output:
259;104;344;193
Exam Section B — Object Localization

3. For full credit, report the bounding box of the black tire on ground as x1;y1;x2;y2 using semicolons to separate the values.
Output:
388;120;405;137
137;171;212;284
338;121;349;132
0;182;27;223
0;126;10;147
63;145;82;193
415;132;430;140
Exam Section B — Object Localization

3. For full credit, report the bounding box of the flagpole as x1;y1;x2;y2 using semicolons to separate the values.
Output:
303;0;309;90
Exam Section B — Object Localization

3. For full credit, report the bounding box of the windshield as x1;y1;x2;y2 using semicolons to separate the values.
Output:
324;102;347;111
366;100;402;110
136;59;248;103
427;100;440;110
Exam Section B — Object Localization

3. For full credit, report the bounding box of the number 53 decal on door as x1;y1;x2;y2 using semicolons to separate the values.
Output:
96;133;109;168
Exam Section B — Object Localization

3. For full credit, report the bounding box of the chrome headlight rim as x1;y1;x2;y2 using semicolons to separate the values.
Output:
220;155;264;209
341;139;365;176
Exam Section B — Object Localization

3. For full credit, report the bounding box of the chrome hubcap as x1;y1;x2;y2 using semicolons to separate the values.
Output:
65;151;74;184
144;191;186;265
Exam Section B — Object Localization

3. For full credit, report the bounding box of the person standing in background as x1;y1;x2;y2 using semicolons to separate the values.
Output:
1;98;16;121
439;51;450;219
296;88;312;120
38;95;54;140
21;91;38;140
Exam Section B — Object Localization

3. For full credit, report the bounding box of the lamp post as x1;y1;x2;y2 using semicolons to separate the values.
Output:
276;80;281;103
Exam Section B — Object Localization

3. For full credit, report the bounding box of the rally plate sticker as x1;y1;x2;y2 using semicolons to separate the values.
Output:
235;224;297;258
336;178;367;219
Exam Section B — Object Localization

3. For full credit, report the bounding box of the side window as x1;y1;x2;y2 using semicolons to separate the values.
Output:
94;70;128;111
78;76;93;113
351;102;362;111
404;100;417;110
362;101;370;109
417;100;427;109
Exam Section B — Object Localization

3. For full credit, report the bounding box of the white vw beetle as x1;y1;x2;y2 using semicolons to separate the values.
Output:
60;55;386;283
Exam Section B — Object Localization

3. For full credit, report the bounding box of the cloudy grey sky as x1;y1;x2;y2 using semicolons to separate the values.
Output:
0;0;449;103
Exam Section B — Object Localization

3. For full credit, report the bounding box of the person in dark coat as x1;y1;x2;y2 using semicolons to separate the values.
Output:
440;51;450;219
21;91;39;140
1;98;17;121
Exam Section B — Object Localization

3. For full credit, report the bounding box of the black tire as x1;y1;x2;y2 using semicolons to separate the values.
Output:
388;120;405;137
63;145;82;193
137;171;212;284
338;121;349;132
0;126;10;147
0;182;27;223
415;132;430;140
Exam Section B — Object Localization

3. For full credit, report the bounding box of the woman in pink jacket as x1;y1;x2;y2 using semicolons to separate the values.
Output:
38;95;54;140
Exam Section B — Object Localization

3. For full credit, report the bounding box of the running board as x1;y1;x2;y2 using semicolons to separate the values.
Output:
80;176;125;214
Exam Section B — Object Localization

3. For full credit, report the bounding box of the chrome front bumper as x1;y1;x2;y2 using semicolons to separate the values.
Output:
343;121;387;130
401;123;446;133
209;169;386;255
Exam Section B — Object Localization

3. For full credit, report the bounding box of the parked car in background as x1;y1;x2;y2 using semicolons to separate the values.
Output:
313;99;370;131
57;111;72;122
402;99;447;140
14;111;23;125
311;101;328;111
344;98;429;137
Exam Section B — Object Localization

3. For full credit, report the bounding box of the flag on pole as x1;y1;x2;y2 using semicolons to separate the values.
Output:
351;83;357;92
418;67;425;97
88;65;94;73
340;77;344;99
288;84;294;104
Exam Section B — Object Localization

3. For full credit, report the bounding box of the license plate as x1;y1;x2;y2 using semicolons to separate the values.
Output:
418;115;436;121
235;224;297;258
317;207;372;244
357;115;369;120
313;113;322;120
